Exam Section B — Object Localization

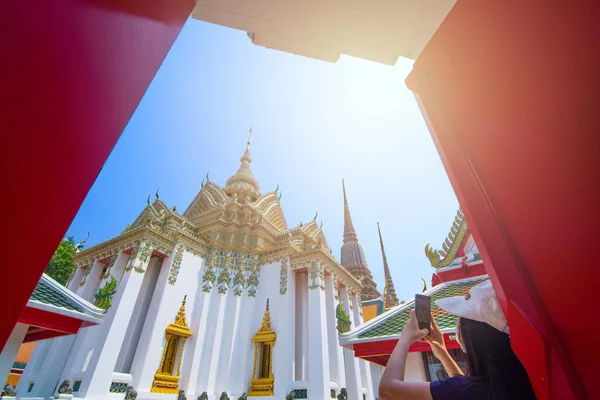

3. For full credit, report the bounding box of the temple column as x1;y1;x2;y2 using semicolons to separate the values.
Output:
351;293;374;400
340;286;362;400
295;272;309;382
131;247;204;393
19;334;76;399
0;323;28;386
271;258;295;398
369;364;384;399
74;243;153;399
307;261;331;400
75;260;102;300
325;274;346;392
59;252;129;386
67;267;86;292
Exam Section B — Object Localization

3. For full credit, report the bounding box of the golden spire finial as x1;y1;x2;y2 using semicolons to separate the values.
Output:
174;295;188;326
258;298;271;331
247;126;252;150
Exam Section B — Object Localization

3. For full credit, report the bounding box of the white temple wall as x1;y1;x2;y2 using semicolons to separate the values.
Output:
213;290;240;395
131;248;204;395
115;256;163;373
179;259;212;398
369;364;384;400
57;252;130;393
404;353;427;382
204;293;227;395
73;246;153;400
19;335;76;399
351;294;374;400
270;258;295;397
194;283;225;395
225;286;258;397
248;259;295;397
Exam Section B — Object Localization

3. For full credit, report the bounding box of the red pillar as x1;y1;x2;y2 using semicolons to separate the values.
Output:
407;1;600;399
0;0;194;352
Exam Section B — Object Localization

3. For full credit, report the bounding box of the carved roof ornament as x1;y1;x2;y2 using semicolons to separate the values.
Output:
75;232;90;253
424;208;469;269
336;302;352;334
378;223;399;309
155;189;160;201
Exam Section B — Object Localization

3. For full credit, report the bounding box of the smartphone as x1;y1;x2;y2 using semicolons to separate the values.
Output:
415;294;431;333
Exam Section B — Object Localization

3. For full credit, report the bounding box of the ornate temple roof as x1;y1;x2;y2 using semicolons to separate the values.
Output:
339;276;488;345
378;223;399;309
340;180;380;301
73;132;364;297
30;274;105;322
224;131;261;203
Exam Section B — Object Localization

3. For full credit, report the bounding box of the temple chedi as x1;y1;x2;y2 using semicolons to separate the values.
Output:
377;223;399;309
340;180;381;301
19;132;382;400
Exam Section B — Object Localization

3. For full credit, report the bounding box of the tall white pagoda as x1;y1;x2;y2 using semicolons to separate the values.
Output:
19;135;375;400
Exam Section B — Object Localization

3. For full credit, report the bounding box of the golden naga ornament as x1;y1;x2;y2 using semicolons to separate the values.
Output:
151;296;192;394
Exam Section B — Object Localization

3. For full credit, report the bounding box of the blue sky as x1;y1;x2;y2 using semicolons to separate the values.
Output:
66;18;459;302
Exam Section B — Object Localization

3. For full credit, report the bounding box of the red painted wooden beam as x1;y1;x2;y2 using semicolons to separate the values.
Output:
406;1;600;398
353;333;460;362
19;307;84;335
24;330;71;344
0;0;195;352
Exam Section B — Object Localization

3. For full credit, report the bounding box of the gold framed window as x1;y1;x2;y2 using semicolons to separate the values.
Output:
151;297;192;394
248;299;276;396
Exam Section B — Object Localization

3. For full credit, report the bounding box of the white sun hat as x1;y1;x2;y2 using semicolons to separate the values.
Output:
435;280;510;334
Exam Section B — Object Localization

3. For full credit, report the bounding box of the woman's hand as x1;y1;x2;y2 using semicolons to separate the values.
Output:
423;313;447;356
399;310;429;346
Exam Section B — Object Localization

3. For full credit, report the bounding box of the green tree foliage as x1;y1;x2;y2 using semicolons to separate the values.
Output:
45;237;77;286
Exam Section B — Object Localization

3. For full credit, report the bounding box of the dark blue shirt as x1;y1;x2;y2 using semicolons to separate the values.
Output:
430;376;489;400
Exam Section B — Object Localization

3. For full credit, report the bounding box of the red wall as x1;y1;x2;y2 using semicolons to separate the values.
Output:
407;1;600;399
0;0;194;352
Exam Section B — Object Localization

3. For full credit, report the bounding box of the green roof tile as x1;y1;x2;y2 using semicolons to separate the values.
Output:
30;279;83;312
358;278;488;339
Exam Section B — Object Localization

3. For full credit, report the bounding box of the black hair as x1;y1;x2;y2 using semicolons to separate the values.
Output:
459;317;536;400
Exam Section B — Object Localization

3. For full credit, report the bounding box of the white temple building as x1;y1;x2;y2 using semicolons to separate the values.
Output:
19;136;379;400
